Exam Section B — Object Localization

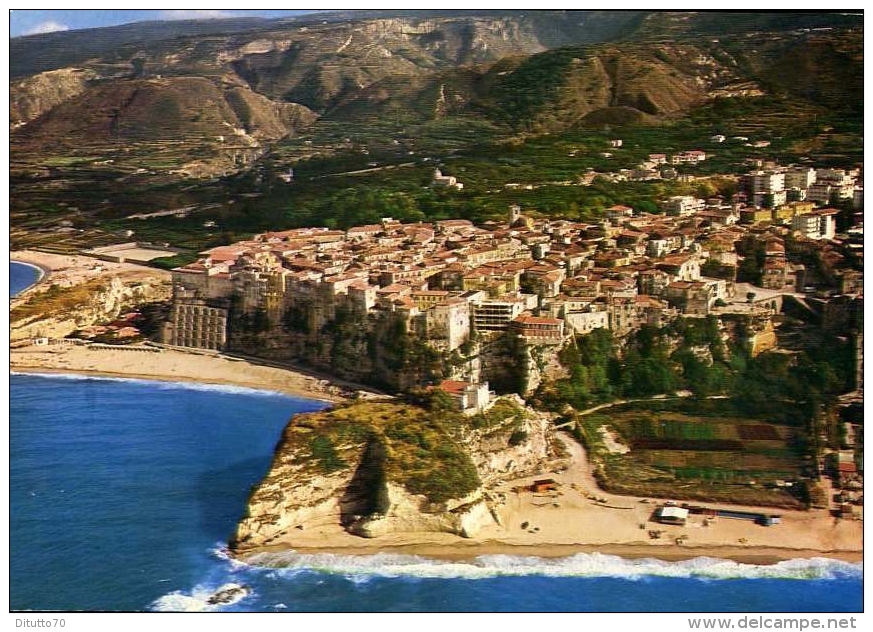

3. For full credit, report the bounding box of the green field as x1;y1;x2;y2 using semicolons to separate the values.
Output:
577;404;810;508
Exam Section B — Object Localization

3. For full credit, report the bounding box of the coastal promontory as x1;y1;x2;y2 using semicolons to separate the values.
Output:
230;396;560;553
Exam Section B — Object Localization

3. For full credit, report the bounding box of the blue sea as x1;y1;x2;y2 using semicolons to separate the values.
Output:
10;260;43;297
7;264;863;613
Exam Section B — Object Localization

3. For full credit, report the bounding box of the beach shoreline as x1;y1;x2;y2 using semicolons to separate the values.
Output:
230;431;863;566
10;365;340;403
9;344;359;403
241;541;863;566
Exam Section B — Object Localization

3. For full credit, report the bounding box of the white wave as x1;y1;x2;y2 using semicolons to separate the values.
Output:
10;370;325;402
151;582;252;612
211;544;255;572
241;551;862;582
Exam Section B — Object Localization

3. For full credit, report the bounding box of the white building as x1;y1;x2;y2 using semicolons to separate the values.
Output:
671;150;706;164
438;380;491;414
663;195;705;216
791;209;838;240
815;168;854;187
432;168;464;190
785;167;817;189
565;309;610;335
750;170;785;194
753;190;787;208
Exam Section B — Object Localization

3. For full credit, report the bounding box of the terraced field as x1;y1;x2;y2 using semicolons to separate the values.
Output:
580;406;810;508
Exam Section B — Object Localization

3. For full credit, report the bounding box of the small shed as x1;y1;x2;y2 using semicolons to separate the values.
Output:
656;506;689;526
530;478;558;493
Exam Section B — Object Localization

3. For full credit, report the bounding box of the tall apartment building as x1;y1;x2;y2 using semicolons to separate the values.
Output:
784;167;816;189
165;294;229;350
747;170;787;208
791;209;838;240
663;195;705;216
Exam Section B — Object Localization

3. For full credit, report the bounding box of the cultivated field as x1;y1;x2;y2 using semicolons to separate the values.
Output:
579;404;810;509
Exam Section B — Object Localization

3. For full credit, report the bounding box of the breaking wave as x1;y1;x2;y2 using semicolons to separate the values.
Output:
240;550;861;582
151;583;253;612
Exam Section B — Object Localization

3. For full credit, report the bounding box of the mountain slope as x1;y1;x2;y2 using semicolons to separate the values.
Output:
12;77;316;177
7;10;862;236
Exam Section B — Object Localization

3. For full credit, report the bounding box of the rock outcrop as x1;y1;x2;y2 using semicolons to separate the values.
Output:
230;397;561;553
10;273;171;342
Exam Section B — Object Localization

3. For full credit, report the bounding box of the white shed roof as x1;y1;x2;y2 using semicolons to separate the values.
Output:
660;506;689;520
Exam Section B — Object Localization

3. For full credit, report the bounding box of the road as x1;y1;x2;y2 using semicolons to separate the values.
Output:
311;161;418;179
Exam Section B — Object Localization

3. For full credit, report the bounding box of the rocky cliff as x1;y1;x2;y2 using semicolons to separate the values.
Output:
230;396;561;553
9;273;172;342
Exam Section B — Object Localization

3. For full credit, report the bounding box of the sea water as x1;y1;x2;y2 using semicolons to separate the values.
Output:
8;373;862;612
10;260;43;297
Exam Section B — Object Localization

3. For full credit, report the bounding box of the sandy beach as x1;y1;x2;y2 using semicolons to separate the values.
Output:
9;249;368;401
10;343;357;403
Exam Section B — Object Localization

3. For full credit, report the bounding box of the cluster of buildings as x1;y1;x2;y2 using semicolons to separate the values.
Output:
161;161;861;404
742;165;862;211
171;203;854;337
610;150;707;182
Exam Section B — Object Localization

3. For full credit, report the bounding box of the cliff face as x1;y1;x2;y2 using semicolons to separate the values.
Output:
231;397;560;553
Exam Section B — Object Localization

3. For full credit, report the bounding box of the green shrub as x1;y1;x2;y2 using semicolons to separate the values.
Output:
508;429;529;446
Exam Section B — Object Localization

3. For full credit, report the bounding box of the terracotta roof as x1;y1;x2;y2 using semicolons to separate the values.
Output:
439;380;472;394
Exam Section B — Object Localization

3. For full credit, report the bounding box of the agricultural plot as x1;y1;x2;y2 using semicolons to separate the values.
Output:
582;408;809;508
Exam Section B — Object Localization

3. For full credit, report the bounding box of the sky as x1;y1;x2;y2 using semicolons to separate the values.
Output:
8;9;321;38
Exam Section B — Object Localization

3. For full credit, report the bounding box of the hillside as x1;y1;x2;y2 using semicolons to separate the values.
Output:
8;10;863;249
12;76;317;178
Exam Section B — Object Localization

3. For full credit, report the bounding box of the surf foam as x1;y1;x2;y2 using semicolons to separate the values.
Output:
242;551;862;582
151;583;252;612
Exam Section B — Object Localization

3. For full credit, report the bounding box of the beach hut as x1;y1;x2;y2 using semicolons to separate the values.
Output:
656;506;689;526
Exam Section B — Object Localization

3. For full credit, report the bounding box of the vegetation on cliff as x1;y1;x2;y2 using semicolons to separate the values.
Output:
279;400;481;504
537;316;853;414
10;280;107;322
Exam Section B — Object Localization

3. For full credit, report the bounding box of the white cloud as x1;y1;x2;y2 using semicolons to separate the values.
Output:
159;10;240;21
24;20;70;35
